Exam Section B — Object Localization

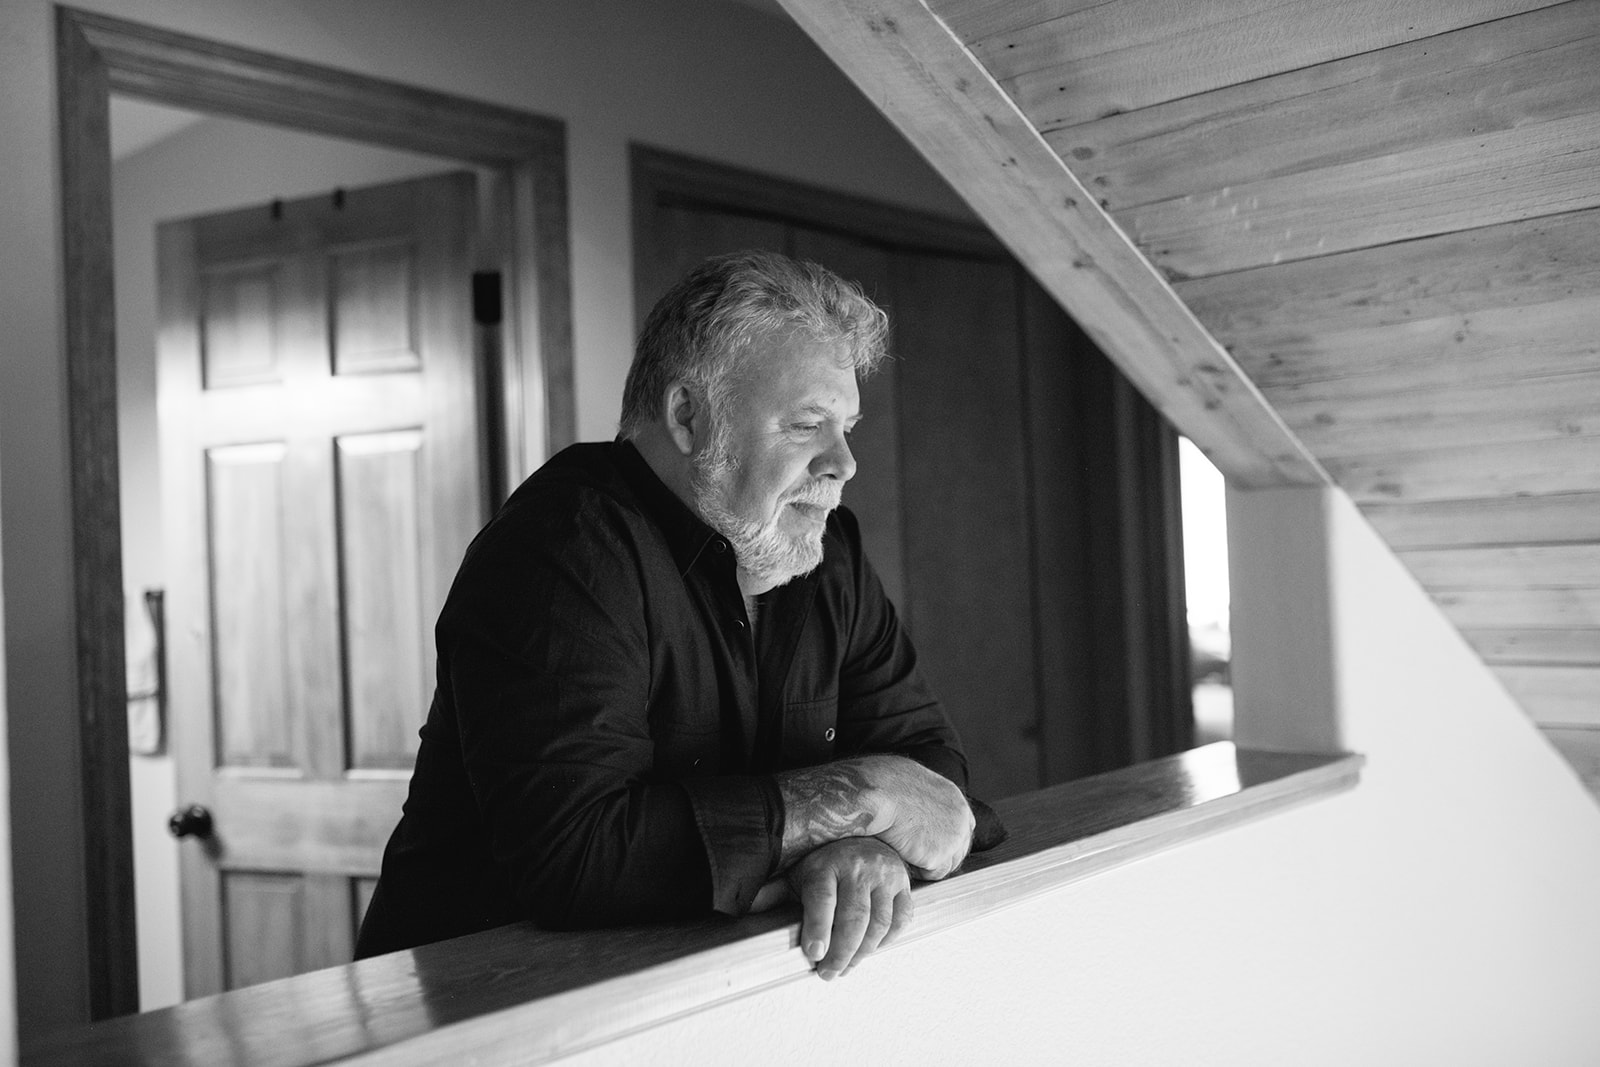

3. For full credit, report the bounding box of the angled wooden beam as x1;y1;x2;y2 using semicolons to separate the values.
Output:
776;0;1326;488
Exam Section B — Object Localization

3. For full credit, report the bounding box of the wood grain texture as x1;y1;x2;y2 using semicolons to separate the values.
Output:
1126;111;1600;279
1542;726;1600;800
200;263;284;385
72;10;562;164
1176;210;1600;403
1434;588;1600;629
1495;665;1600;726
21;744;1363;1067
1362;493;1600;550
209;776;409;875
1273;368;1600;457
329;242;420;374
1047;3;1600;211
1397;545;1600;589
206;445;295;768
957;0;1560;132
1239;298;1600;405
1175;208;1600;346
222;874;306;989
1328;436;1600;504
1464;628;1600;666
518;148;577;468
337;433;429;771
56;7;140;1020
776;0;1326;488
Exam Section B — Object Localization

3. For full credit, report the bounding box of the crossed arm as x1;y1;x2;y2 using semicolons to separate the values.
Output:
751;754;976;980
439;487;975;974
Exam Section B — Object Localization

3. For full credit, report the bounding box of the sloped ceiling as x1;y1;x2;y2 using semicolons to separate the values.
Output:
778;0;1600;798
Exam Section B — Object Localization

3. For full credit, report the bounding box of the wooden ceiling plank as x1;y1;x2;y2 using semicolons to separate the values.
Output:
1495;665;1600;727
1464;628;1600;667
926;0;1100;47
969;0;1562;132
1047;3;1600;211
775;0;1326;488
1397;545;1600;590
1125;111;1600;279
1230;297;1600;399
1329;435;1600;504
1541;727;1600;799
1363;494;1600;550
1434;588;1600;629
1174;208;1600;342
1272;366;1600;457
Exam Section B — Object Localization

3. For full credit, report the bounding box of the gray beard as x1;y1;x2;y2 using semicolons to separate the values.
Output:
691;435;834;587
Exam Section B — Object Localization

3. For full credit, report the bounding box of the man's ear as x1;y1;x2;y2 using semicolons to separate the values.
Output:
665;383;699;456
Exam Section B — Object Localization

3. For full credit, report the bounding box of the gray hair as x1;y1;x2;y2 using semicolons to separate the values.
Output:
618;249;889;439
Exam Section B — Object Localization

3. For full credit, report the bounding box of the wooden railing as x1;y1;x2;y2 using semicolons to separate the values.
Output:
23;742;1362;1066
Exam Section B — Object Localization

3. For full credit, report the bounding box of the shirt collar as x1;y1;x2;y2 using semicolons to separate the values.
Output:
611;438;732;578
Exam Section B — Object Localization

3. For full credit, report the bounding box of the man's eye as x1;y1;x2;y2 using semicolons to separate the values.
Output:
791;423;819;434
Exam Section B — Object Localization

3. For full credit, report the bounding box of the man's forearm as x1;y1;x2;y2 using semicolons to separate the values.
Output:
774;756;885;869
774;753;973;879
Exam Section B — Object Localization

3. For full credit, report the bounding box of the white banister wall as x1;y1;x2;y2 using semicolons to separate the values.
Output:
558;486;1600;1065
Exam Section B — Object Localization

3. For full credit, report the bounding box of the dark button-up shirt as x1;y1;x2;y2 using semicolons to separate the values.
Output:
356;440;968;957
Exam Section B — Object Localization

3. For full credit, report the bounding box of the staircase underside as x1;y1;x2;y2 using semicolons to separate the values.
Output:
779;0;1600;799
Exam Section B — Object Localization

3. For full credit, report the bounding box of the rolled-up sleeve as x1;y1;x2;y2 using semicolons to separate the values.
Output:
678;775;783;914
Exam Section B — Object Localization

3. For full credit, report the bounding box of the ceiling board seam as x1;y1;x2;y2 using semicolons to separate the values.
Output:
1023;0;1588;139
778;0;1329;488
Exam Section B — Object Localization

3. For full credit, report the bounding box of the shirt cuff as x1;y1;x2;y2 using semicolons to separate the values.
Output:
678;774;783;915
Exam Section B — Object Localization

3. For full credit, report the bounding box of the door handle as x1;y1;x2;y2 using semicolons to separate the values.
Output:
168;804;213;839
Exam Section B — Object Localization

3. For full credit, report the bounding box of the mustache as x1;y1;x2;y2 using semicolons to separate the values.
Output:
786;484;842;510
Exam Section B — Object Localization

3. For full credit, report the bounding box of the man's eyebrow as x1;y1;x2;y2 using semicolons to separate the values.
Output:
795;402;862;422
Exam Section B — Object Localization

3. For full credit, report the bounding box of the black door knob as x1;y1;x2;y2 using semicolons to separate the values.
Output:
168;804;213;839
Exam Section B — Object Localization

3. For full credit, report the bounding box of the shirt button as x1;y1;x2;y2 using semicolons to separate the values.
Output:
823;728;836;742
711;540;726;553
735;619;746;630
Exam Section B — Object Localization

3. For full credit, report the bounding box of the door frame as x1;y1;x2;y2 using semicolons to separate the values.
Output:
56;6;574;1018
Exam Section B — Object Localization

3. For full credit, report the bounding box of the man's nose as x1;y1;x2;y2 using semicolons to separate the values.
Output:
813;431;856;482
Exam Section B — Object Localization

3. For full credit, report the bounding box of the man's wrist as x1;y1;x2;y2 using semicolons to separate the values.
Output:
774;756;895;868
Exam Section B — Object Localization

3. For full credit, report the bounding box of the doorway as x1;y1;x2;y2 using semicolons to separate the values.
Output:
58;8;573;1019
137;159;500;1000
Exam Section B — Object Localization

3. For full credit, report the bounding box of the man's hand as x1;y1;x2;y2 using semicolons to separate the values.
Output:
786;837;912;980
776;754;975;881
860;755;975;880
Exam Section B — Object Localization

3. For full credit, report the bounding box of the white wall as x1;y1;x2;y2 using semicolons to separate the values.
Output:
2;0;970;1037
560;487;1600;1066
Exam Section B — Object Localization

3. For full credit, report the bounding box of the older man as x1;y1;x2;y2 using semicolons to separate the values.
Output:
357;250;998;979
